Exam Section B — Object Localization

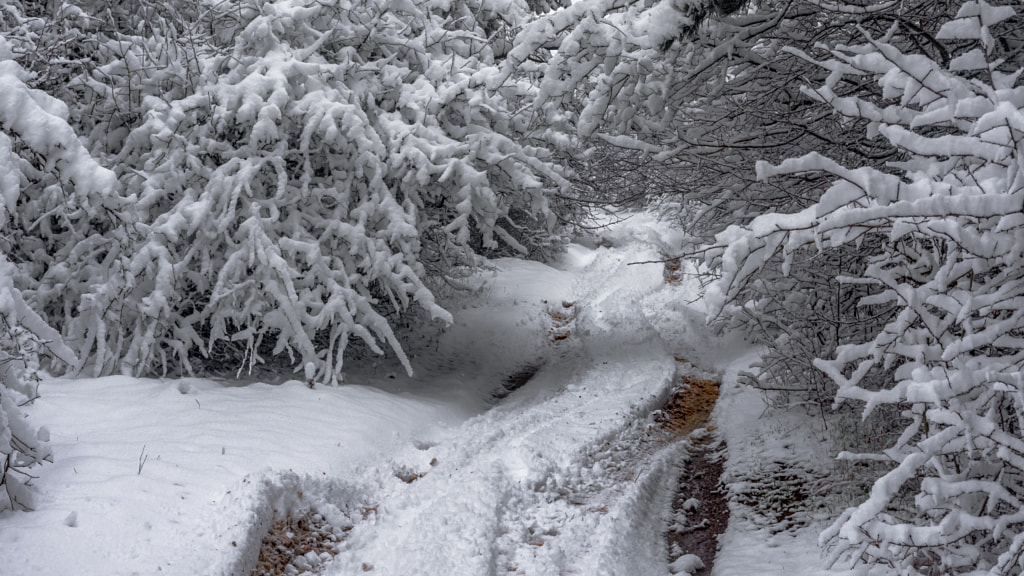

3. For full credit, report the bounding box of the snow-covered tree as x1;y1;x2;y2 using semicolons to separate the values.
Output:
704;1;1024;572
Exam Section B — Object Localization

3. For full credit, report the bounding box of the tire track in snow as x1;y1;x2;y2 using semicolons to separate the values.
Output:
321;240;703;576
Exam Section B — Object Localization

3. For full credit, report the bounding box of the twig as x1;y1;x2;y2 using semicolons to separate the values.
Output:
138;445;148;475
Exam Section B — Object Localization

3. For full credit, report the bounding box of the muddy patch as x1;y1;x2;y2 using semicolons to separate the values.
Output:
666;440;728;574
655;364;719;438
659;364;728;574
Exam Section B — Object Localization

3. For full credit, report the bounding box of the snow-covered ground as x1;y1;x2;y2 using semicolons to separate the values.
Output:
1;212;871;576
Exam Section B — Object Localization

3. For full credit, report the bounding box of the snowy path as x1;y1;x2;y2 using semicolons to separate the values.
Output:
326;240;694;576
1;213;734;576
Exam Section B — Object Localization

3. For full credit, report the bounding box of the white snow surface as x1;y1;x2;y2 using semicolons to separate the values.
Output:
0;212;869;576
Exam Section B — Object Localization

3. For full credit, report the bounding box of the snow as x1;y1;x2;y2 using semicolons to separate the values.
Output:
0;212;870;576
937;0;1017;47
669;553;704;574
0;45;118;201
1;376;466;575
710;349;851;576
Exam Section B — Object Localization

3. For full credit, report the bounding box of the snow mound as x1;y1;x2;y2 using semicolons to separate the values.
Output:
669;553;705;574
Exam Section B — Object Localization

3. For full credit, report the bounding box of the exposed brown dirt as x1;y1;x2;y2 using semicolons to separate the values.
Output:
658;363;728;574
666;441;728;574
656;366;720;438
250;511;347;576
663;254;685;285
545;300;576;343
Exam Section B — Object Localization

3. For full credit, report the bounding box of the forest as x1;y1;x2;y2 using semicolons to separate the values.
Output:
2;0;1024;573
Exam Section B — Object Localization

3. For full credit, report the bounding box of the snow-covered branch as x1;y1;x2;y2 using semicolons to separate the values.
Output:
704;2;1024;571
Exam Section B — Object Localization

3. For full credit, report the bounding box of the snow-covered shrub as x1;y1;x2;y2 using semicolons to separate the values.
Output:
0;34;83;511
56;0;571;383
58;0;202;157
705;1;1024;572
0;255;74;512
0;1;135;372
